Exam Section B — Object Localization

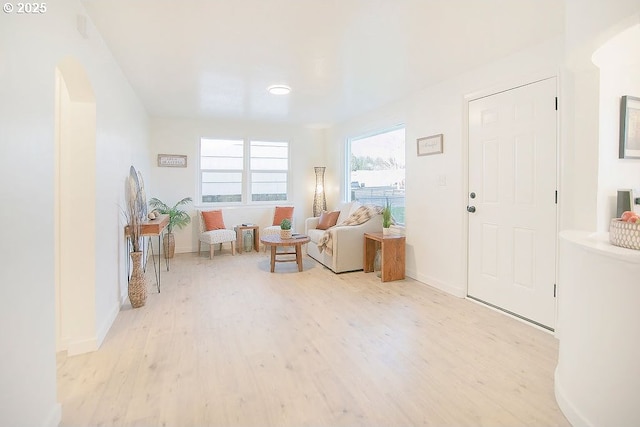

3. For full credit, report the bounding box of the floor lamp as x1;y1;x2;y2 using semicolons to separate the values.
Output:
313;167;326;217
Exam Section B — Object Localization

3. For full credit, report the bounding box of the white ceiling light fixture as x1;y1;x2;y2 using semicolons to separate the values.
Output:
267;84;292;95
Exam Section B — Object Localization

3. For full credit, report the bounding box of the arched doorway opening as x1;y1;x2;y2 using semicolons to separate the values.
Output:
54;57;98;355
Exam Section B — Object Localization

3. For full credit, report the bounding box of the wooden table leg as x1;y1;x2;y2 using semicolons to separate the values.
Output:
253;228;259;252
270;245;276;273
296;245;303;272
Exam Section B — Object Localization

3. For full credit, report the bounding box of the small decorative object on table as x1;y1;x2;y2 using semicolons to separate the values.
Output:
609;211;640;250
280;218;292;239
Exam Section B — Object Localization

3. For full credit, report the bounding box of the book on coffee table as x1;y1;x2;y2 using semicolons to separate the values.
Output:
291;233;308;239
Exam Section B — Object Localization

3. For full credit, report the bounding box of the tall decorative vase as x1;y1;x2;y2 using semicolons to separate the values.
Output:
374;249;382;278
244;230;253;252
163;233;175;259
313;166;327;217
129;251;147;308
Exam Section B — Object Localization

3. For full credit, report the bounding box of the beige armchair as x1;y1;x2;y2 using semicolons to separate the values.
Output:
198;210;236;259
305;202;382;273
262;206;295;250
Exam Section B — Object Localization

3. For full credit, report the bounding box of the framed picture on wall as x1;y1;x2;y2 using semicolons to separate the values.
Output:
417;134;443;156
157;154;187;167
619;95;640;159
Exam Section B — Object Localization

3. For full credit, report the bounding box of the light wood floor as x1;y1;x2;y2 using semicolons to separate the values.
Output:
57;250;570;427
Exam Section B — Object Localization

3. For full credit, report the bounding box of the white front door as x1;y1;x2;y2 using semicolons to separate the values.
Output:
467;77;557;329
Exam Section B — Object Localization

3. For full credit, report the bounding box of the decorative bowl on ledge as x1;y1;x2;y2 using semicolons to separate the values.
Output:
609;218;640;250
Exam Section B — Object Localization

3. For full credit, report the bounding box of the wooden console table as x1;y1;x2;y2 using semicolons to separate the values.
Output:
125;214;169;292
363;232;406;282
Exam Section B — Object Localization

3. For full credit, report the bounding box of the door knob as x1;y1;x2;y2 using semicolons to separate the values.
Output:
467;206;476;213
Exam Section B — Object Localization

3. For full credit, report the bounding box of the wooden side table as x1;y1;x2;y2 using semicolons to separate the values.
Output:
234;225;260;254
363;232;406;282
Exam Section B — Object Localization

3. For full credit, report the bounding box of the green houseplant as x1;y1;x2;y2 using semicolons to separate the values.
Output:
280;218;292;239
382;199;393;235
148;196;193;258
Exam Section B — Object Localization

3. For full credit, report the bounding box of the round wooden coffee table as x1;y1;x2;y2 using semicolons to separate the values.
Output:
260;234;311;272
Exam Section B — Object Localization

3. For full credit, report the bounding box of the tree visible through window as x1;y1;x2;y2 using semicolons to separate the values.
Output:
348;126;405;224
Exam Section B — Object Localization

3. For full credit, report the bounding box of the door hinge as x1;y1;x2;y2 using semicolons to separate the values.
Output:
555;190;558;204
555;97;558;111
554;284;557;298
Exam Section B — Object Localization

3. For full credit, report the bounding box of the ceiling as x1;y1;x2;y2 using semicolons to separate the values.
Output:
82;0;564;128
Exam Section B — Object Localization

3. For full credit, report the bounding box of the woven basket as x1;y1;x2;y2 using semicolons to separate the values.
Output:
609;218;640;250
280;229;292;239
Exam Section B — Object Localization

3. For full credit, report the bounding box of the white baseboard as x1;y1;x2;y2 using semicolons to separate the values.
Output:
554;369;591;427
42;403;61;427
175;245;193;254
406;269;466;298
96;302;119;348
67;336;98;356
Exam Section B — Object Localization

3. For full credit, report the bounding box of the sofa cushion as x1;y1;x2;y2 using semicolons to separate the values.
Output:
307;228;324;244
202;210;226;230
317;210;340;230
336;201;361;225
273;206;294;226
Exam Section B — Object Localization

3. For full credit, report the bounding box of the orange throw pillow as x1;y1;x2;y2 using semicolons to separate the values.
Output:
202;210;226;230
272;206;294;226
316;210;340;230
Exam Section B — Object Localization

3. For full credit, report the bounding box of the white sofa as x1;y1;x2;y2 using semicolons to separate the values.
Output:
305;202;383;273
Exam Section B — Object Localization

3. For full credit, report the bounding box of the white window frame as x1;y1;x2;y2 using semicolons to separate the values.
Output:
345;124;406;224
198;137;290;206
249;140;290;203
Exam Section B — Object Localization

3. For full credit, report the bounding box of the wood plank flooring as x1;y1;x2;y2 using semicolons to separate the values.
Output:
57;251;570;426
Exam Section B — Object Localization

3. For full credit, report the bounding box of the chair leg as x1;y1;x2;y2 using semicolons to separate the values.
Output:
231;241;235;255
209;244;214;259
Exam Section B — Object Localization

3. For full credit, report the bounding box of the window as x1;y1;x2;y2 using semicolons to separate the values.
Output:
250;141;288;201
347;125;405;224
199;138;289;204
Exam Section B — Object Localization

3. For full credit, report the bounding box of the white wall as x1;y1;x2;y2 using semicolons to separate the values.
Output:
565;0;640;56
149;118;324;253
593;24;640;231
327;38;563;297
56;65;97;355
563;0;640;233
0;0;149;426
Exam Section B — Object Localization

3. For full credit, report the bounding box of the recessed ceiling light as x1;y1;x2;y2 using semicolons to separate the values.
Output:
267;85;291;95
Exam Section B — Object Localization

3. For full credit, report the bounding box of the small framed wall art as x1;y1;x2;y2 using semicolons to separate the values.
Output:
417;134;443;156
157;154;187;167
619;95;640;159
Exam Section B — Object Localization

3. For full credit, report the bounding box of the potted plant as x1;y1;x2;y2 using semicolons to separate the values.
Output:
382;199;393;235
148;197;193;258
280;218;292;239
